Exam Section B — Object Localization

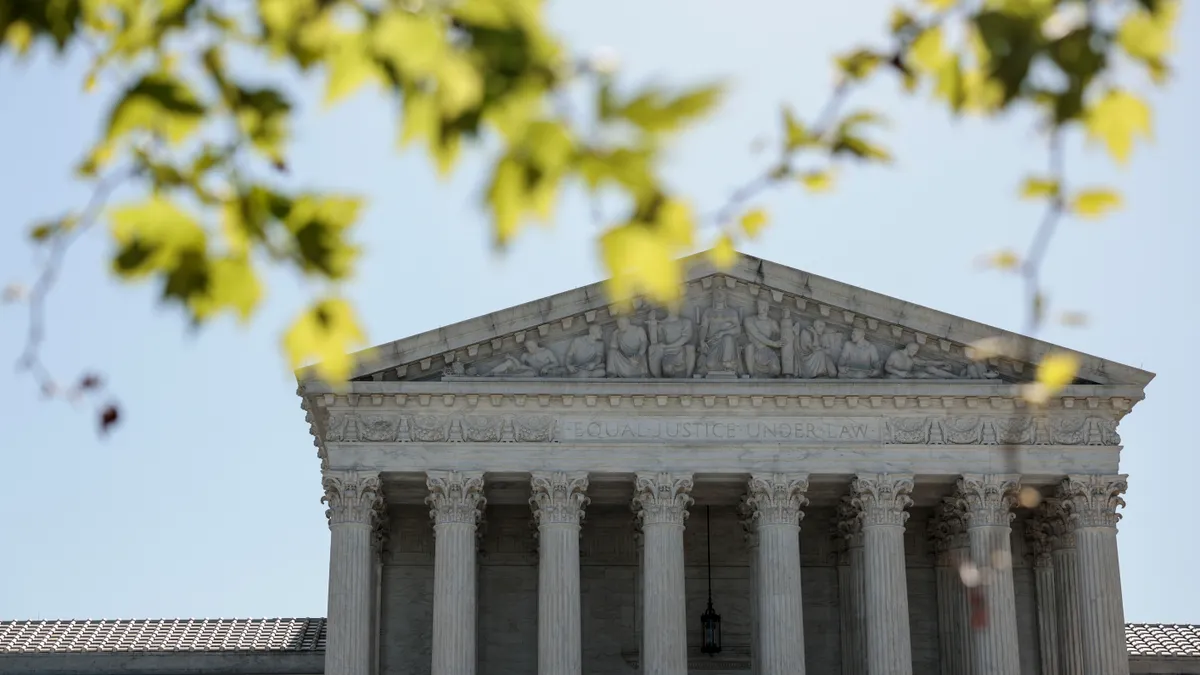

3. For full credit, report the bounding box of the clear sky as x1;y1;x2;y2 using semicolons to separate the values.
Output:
1;1;1196;624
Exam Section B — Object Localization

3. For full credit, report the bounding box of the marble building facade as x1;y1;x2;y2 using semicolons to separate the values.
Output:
297;253;1155;675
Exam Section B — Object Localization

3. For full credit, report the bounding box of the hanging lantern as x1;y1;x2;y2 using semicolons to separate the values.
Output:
700;505;722;655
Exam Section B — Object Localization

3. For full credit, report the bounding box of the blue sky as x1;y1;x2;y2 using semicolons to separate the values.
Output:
1;1;1196;623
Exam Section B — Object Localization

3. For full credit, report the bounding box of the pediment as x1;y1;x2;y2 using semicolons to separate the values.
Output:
306;252;1152;388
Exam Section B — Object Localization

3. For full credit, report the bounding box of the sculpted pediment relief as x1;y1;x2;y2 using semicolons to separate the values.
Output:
333;253;1152;388
380;276;1024;384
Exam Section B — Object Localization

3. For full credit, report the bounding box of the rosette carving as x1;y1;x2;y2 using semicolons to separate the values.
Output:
411;415;449;442
953;474;1020;528
461;415;503;442
941;416;984;444
850;473;914;527
358;414;398;442
514;414;556;442
529;471;590;526
887;417;931;444
991;416;1035;445
322;470;383;526
744;473;810;527
632;472;694;526
1047;417;1088;445
1060;474;1128;529
425;471;486;526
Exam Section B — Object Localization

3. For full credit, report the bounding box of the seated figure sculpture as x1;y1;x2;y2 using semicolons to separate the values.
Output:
564;324;607;378
837;327;881;378
743;298;782;377
648;308;696;378
607;315;649;378
698;289;742;375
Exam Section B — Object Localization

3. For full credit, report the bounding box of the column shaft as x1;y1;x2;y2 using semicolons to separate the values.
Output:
633;472;693;675
741;505;761;675
933;546;972;675
323;472;382;675
531;471;589;675
835;498;867;675
746;473;810;675
968;525;1020;675
427;471;485;675
1062;475;1130;675
852;474;914;675
1033;562;1059;675
1052;545;1084;675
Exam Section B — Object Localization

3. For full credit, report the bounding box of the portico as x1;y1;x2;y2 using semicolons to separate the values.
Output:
298;253;1149;675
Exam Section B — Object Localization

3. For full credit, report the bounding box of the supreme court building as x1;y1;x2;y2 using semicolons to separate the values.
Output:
5;253;1200;675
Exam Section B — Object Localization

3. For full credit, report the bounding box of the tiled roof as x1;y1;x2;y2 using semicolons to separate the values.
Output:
1126;623;1200;658
0;618;325;654
1;618;1198;658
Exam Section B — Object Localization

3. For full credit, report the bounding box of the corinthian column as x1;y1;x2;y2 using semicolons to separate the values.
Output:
1026;515;1059;675
426;471;486;675
322;471;383;675
744;473;810;675
1060;475;1130;675
851;473;914;675
929;499;972;675
834;497;867;675
529;472;590;675
632;472;694;675
1043;499;1083;675
955;474;1021;675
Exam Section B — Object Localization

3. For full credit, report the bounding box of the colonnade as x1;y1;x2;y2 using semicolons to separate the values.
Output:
319;470;1128;675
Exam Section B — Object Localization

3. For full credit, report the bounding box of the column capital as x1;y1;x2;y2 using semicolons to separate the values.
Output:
927;499;969;563
850;473;914;527
322;470;383;527
954;473;1020;528
1025;516;1054;568
738;497;759;549
632;472;694;526
1038;498;1077;550
745;473;810;527
426;470;486;527
834;495;864;549
1060;474;1128;529
529;471;590;526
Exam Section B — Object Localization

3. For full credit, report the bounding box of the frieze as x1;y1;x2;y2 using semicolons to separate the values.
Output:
322;412;1123;446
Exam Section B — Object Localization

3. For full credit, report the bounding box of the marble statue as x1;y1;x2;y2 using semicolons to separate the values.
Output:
837;328;881;379
565;324;607;378
795;319;840;378
486;339;565;377
780;309;796;377
743;298;783;377
884;342;960;379
607;315;649;378
647;308;696;379
964;359;1000;379
698;289;742;375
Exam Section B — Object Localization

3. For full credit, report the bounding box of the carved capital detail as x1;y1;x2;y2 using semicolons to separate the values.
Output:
850;473;914;527
744;473;810;527
425;471;486;527
322;471;383;527
1039;499;1076;549
529;471;590;526
954;474;1020;528
1060;474;1128;529
1025;516;1054;568
632;472;694;526
738;497;759;549
928;498;969;564
834;495;864;549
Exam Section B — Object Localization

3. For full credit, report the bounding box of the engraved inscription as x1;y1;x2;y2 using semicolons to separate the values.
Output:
557;416;881;442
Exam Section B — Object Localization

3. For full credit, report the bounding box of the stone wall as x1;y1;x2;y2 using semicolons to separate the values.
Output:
378;503;1044;675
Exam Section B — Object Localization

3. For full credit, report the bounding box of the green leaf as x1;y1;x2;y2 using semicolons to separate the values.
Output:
109;197;207;279
487;156;525;247
1117;0;1177;66
739;209;768;238
398;89;439;148
371;10;448;79
619;83;724;133
436;55;484;117
324;31;379;105
189;255;263;322
800;170;835;193
836;49;884;81
909;26;949;74
934;54;966;112
1084;90;1153;164
283;195;363;279
972;10;1044;106
105;72;207;146
782;106;813;151
1019;176;1060;200
1070;189;1122;219
283;297;368;384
